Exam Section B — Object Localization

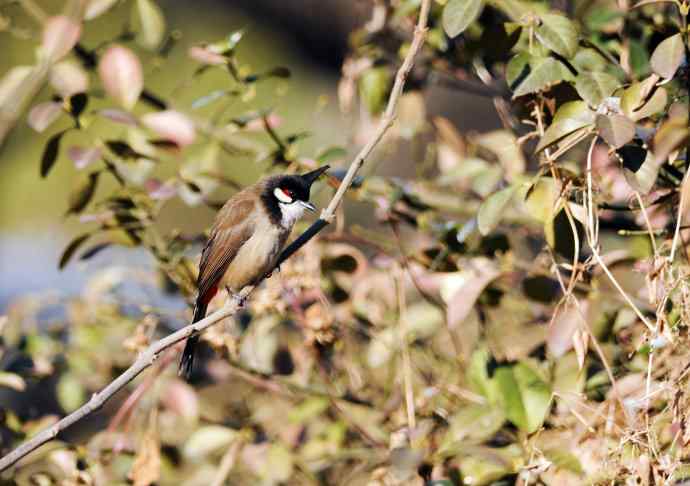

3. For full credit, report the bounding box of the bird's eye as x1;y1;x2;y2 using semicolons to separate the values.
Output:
282;188;293;197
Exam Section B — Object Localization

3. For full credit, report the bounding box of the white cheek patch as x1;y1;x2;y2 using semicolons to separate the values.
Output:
274;187;293;204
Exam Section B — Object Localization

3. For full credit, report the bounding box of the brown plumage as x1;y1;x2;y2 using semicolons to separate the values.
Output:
179;166;329;378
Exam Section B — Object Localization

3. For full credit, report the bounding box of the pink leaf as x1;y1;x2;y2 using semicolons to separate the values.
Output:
187;46;227;65
161;380;198;421
68;146;102;169
144;178;177;200
28;102;63;132
50;60;89;98
98;45;143;109
141;110;196;147
98;109;138;126
42;16;82;61
443;258;500;329
547;300;587;358
245;113;283;132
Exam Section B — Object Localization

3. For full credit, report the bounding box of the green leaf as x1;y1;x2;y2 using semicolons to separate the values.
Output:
57;373;86;413
442;0;484;37
59;233;91;269
106;140;148;159
477;130;525;179
650;33;685;79
205;30;244;57
316;146;347;164
467;347;496;400
620;75;658;119
618;144;660;193
506;52;530;88
536;101;595;152
288;397;329;424
438;405;506;456
183;426;238;460
443;405;506;446
40;129;67;178
536;14;578;58
571;48;608;73
512;57;573;98
265;444;294;483
631;87;667;121
552;352;586;398
489;0;543;20
477;185;517;235
596;114;635;148
133;0;166;50
629;38;651;78
574;71;619;107
495;362;551;433
456;444;522;484
67;172;100;214
524;176;559;224
79;242;112;261
358;67;392;114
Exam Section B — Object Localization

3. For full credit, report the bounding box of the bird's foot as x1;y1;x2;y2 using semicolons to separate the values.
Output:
228;289;246;308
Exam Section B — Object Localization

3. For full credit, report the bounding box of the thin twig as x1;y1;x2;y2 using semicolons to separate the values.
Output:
210;437;244;486
584;137;655;332
395;265;416;439
320;0;430;223
0;0;431;472
107;348;178;434
635;191;658;256
669;170;689;263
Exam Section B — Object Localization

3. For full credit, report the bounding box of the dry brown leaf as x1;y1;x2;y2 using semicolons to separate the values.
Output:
129;412;160;486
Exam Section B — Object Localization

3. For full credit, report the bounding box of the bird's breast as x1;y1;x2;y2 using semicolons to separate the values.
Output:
221;222;288;291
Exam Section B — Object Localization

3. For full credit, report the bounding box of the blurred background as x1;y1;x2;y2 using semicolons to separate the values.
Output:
0;0;357;308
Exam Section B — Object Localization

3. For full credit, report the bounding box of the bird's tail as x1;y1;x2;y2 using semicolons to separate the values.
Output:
178;302;208;379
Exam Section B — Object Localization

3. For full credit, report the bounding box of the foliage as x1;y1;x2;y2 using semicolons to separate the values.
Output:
1;0;689;484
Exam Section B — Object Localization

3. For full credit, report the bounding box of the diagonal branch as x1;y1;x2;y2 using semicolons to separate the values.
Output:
0;0;431;472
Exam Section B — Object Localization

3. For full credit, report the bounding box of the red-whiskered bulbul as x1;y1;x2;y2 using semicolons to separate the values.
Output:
179;165;330;378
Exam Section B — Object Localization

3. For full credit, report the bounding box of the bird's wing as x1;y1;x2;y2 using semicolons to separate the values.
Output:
196;195;256;300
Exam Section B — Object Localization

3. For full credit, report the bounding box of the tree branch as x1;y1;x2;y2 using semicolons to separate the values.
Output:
0;0;431;472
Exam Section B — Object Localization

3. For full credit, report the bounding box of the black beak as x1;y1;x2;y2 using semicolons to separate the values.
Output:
300;165;330;187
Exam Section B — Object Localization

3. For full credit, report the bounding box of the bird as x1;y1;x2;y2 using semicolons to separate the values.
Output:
179;165;330;378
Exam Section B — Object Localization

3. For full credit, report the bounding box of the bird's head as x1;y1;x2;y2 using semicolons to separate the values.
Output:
264;165;330;226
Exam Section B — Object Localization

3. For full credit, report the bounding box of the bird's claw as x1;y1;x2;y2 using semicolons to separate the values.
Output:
233;293;246;308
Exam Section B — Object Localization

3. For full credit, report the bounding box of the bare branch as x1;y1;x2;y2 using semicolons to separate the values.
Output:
0;0;431;472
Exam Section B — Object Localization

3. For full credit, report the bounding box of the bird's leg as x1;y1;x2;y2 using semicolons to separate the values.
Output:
226;287;246;308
